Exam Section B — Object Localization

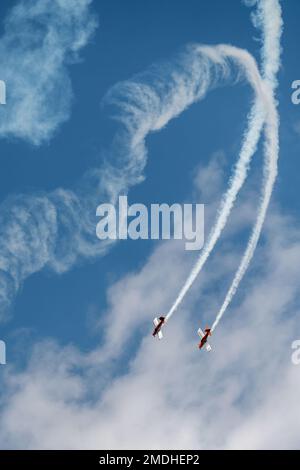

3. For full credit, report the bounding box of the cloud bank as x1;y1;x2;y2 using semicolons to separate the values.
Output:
0;165;299;449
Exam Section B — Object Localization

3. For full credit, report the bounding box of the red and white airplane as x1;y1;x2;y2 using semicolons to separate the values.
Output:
152;316;166;339
198;327;212;351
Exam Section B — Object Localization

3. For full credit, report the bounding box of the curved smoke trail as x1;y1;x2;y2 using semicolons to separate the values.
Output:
166;0;282;324
0;38;267;319
0;0;281;327
212;0;282;330
166;98;265;322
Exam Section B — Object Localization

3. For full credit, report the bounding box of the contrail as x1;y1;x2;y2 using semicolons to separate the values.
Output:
165;65;267;319
0;0;281;325
166;99;265;322
212;0;282;330
166;0;282;323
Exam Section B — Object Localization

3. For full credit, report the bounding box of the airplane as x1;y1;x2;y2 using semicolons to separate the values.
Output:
198;327;212;351
152;316;166;339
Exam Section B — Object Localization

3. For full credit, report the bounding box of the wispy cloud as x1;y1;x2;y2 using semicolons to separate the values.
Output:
0;0;98;145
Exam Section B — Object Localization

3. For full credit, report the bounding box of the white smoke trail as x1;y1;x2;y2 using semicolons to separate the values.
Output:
0;15;267;320
166;103;265;321
166;0;282;324
166;55;268;320
212;0;282;330
0;40;266;319
0;0;281;325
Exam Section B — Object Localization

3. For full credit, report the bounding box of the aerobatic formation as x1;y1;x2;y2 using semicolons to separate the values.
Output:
152;0;282;350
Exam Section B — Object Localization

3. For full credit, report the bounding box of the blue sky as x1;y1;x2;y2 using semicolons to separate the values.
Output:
0;0;260;351
0;0;300;450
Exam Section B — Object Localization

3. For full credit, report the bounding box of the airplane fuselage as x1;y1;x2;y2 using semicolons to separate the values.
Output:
199;329;211;349
152;317;165;337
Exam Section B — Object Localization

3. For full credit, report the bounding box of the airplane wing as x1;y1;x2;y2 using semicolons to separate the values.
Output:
197;327;205;338
206;343;212;352
153;317;159;326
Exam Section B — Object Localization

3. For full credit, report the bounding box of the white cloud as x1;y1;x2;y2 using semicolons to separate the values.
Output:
0;160;299;449
0;0;97;145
